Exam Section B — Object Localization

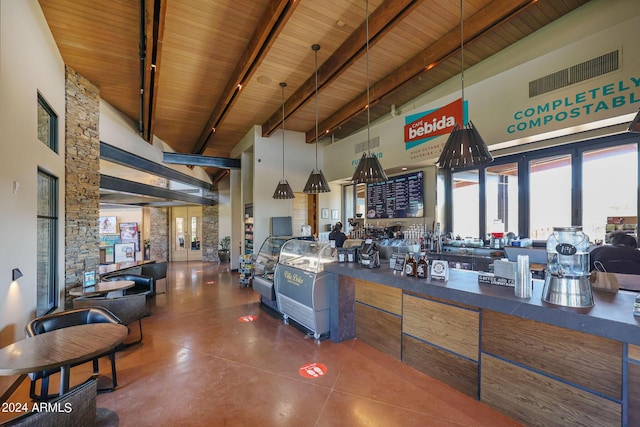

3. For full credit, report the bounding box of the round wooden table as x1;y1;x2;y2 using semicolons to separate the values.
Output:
0;323;128;395
68;280;135;297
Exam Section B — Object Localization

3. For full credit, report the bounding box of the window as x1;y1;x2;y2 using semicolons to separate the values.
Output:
37;170;58;315
529;154;572;240
446;133;639;243
582;144;637;242
452;170;479;238
486;163;519;237
37;92;58;152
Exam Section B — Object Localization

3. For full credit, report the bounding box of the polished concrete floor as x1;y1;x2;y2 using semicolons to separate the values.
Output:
3;261;522;426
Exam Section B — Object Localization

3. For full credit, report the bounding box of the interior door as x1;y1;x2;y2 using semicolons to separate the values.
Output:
171;206;202;262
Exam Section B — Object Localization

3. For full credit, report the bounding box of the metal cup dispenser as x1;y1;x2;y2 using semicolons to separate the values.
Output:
541;226;593;308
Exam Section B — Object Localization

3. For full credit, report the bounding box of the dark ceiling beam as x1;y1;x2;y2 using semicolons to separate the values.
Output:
307;0;537;143
142;0;166;143
101;175;215;206
261;0;422;139
191;0;299;155
163;152;241;169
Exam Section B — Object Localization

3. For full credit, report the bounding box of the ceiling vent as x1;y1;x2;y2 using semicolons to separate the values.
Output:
355;136;379;154
529;49;619;98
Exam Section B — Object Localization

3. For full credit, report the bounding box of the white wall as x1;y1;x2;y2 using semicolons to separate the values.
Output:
252;126;317;250
0;0;66;346
322;0;640;182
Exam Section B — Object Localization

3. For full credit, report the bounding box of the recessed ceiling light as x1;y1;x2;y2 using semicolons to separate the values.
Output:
257;75;272;85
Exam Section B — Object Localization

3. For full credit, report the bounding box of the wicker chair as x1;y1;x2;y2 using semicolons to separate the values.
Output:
73;293;149;347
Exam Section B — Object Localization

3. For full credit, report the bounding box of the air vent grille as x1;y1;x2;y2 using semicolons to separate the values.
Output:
355;136;379;153
529;50;619;97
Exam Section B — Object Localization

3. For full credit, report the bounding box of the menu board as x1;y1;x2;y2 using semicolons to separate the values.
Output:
366;171;424;219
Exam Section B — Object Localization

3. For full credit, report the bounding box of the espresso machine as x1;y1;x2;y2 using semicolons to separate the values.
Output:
541;226;593;308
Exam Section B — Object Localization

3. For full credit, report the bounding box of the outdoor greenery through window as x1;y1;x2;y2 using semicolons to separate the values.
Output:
37;169;58;315
37;92;58;152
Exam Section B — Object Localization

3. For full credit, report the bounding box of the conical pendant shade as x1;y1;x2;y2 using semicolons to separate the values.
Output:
303;169;330;193
303;44;331;194
352;152;388;184
436;121;493;169
629;109;640;133
273;178;295;199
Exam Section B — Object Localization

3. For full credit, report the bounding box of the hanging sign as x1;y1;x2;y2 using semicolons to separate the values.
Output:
298;362;328;379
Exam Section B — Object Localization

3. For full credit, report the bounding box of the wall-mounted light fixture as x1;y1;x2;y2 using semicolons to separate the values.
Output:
12;268;23;281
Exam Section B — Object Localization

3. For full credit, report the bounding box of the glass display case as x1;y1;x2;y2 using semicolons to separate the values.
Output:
275;240;336;339
252;236;315;312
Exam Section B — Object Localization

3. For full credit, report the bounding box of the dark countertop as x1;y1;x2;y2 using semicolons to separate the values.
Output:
325;262;640;345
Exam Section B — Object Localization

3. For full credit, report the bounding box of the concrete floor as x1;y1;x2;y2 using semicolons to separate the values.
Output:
2;261;522;426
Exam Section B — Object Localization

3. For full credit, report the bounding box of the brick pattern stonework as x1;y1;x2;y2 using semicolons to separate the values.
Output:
150;207;169;261
64;67;100;307
202;201;219;263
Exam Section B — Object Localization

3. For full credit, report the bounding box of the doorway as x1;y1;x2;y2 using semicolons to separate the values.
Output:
171;206;202;262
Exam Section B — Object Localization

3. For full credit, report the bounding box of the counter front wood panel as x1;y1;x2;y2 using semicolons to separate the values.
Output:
354;279;402;315
481;354;621;427
403;294;479;361
355;302;401;360
629;361;640;426
402;334;478;398
629;343;640;361
482;310;622;399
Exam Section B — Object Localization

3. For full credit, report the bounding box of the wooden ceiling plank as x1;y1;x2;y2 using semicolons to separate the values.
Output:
261;0;423;139
191;0;299;154
311;0;537;142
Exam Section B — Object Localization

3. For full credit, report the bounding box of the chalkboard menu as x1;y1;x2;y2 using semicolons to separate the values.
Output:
366;171;424;219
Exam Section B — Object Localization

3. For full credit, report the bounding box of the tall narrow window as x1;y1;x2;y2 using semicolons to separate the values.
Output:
452;170;479;238
37;93;58;152
486;163;519;236
529;154;572;239
37;170;58;315
582;144;638;242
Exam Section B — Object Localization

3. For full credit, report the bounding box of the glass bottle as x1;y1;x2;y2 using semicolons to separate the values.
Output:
545;226;589;277
416;253;428;278
405;253;417;276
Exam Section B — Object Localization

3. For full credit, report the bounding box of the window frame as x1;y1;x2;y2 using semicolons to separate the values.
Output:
444;132;640;241
37;92;58;153
37;169;58;315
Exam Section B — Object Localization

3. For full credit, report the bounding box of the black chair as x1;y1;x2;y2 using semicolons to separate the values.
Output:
103;273;155;296
25;307;122;401
141;261;167;294
73;293;149;347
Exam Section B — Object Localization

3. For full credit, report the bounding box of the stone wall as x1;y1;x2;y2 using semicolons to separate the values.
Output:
149;207;169;261
64;66;100;306
202;192;219;262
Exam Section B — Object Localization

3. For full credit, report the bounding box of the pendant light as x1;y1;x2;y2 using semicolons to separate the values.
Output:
351;0;388;184
273;82;295;199
629;108;640;133
436;0;493;170
303;44;331;194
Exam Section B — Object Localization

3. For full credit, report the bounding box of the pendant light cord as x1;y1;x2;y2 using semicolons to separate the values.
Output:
365;0;371;155
280;82;286;180
314;45;319;169
460;0;465;112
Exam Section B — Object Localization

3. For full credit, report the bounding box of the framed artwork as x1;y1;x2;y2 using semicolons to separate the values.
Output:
331;209;339;220
114;242;136;263
119;222;139;251
99;216;117;234
321;208;329;219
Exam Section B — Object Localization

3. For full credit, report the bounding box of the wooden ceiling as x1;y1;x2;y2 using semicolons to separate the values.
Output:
39;0;590;180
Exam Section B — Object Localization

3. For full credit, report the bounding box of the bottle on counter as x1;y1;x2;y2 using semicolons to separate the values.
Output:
416;253;428;278
405;252;417;276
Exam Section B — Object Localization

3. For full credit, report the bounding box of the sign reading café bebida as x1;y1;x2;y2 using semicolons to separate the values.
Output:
404;98;467;157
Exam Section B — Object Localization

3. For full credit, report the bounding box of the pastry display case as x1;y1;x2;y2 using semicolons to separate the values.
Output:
274;239;335;339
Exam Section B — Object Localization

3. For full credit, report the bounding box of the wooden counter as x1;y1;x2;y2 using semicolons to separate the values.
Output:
325;263;640;426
